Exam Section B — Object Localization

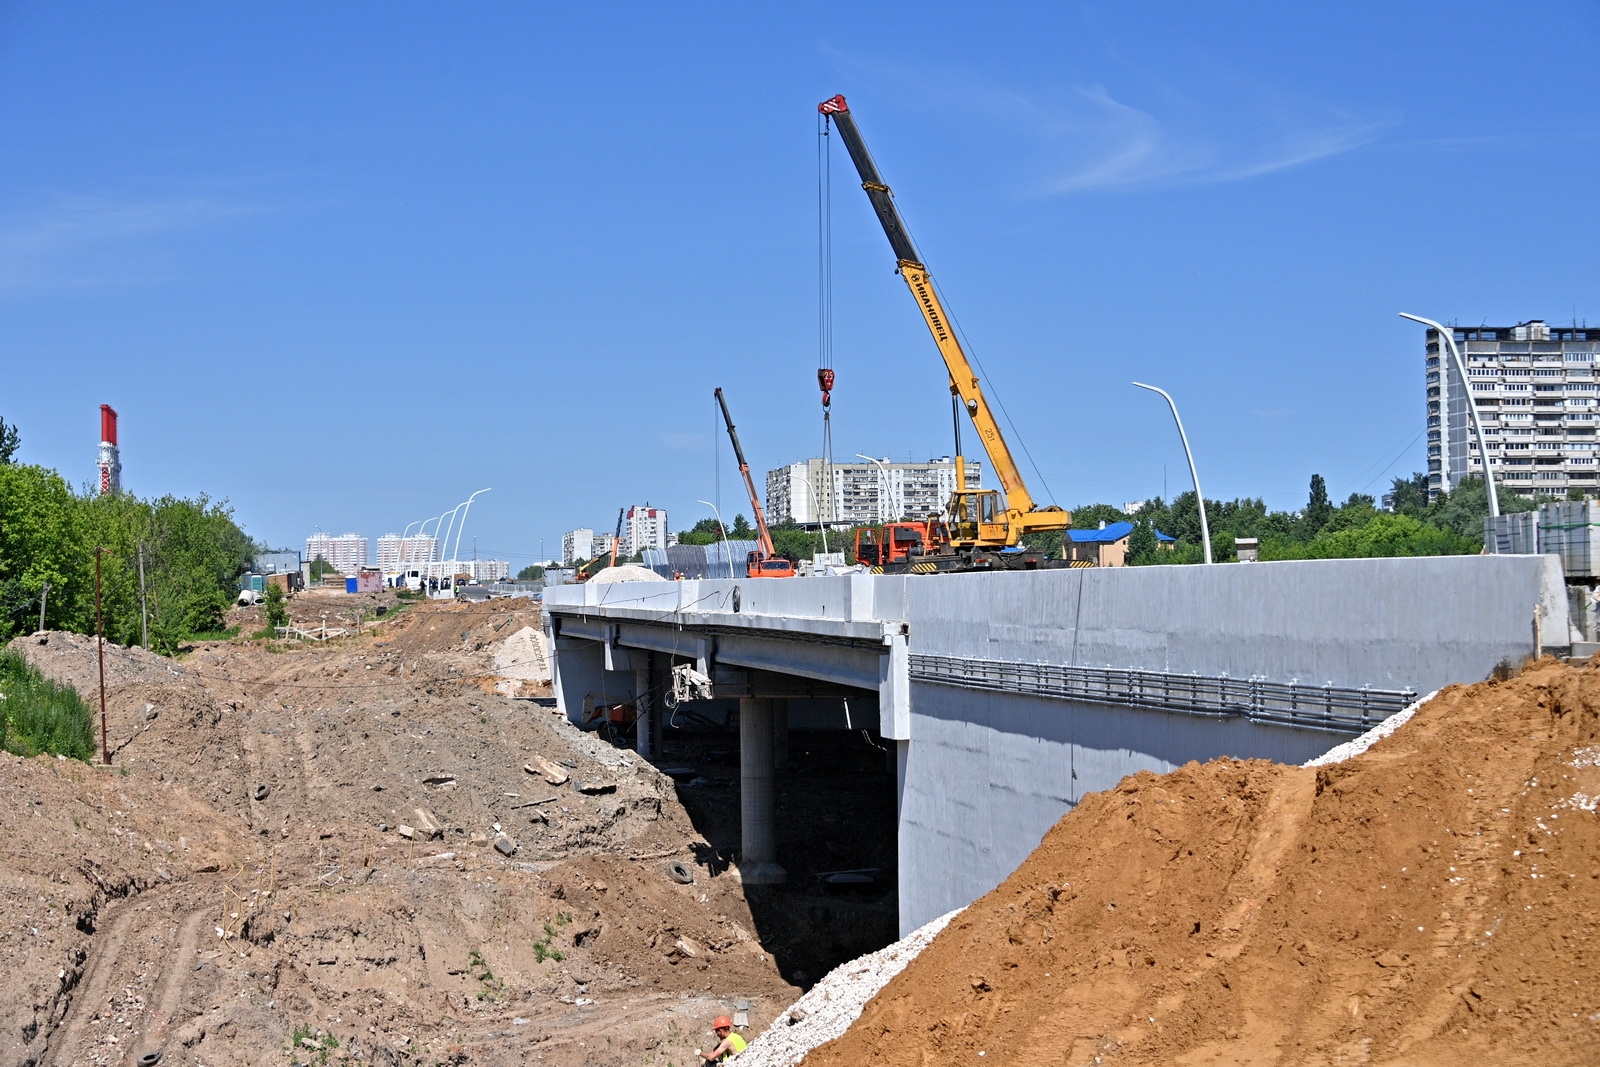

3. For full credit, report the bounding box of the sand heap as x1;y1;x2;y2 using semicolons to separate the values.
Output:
804;657;1600;1067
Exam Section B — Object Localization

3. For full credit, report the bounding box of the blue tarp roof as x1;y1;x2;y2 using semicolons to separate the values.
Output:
1065;521;1175;544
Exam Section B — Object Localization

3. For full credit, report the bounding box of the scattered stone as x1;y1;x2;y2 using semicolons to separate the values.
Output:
526;757;569;785
412;808;443;840
577;781;616;795
378;823;389;833
674;937;700;958
494;835;517;856
470;832;489;846
397;825;417;840
422;774;457;786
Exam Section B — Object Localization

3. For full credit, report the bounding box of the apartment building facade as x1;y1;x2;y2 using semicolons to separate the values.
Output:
1428;319;1598;499
766;456;984;526
305;532;369;574
621;504;668;557
376;534;440;570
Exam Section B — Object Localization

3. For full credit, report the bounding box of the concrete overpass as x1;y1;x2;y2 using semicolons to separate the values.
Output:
544;555;1568;934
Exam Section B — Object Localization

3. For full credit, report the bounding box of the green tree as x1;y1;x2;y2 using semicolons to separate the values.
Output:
0;464;87;637
0;417;19;465
1070;503;1129;529
1425;475;1538;546
1260;513;1477;560
262;581;289;630
309;554;338;582
1387;472;1431;519
1301;474;1333;538
730;514;754;540
516;564;544;581
1125;519;1160;566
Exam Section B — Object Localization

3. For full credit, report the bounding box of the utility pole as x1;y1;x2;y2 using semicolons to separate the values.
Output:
94;548;109;765
37;582;49;633
137;542;149;648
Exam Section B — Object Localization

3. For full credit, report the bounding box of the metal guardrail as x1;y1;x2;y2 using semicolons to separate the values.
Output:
909;653;1416;735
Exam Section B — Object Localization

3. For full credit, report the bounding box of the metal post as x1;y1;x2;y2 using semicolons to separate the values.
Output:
1400;313;1498;517
137;542;148;648
95;549;109;765
37;582;49;633
1132;383;1213;564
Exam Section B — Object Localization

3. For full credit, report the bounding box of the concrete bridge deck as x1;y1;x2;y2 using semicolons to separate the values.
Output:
544;555;1567;933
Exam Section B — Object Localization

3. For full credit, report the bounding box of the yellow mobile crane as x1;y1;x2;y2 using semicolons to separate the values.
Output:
818;94;1072;571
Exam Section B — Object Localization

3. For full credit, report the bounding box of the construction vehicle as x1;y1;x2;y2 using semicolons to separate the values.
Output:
818;95;1073;572
715;387;797;578
854;518;950;572
574;508;626;583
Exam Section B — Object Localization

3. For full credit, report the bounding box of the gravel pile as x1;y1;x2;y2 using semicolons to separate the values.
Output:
737;908;963;1067
1303;690;1438;767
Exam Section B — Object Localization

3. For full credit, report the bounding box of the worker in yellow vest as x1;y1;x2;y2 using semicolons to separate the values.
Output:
695;1016;747;1062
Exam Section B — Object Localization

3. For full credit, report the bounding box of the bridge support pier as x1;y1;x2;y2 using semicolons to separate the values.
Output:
739;696;787;884
634;657;662;760
773;698;789;770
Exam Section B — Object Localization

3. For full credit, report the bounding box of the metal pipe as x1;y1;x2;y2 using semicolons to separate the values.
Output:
1399;313;1499;518
1132;382;1212;564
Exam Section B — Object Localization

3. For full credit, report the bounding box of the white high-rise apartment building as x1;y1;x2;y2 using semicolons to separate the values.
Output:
621;504;668;557
1428;319;1598;500
561;528;594;565
766;457;983;526
305;532;369;574
376;534;440;570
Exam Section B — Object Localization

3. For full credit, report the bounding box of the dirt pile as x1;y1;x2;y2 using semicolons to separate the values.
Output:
2;601;797;1067
805;658;1600;1067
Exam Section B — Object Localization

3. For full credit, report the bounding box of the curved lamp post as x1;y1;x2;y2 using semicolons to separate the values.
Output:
855;454;895;524
797;472;829;553
450;488;492;561
1132;382;1212;564
1399;313;1498;519
697;499;734;578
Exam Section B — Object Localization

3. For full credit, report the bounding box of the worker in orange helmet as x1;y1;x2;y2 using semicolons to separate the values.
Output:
694;1015;747;1062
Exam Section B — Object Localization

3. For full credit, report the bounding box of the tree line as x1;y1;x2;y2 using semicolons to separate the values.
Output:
0;417;253;651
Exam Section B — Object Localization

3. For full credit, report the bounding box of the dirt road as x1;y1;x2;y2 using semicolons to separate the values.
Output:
2;595;797;1067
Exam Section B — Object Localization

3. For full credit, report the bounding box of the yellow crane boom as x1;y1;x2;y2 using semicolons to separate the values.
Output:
818;94;1068;548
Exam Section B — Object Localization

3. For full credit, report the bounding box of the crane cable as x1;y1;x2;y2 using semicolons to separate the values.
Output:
817;113;836;552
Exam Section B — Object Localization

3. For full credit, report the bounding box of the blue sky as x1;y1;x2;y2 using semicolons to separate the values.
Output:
3;3;1597;565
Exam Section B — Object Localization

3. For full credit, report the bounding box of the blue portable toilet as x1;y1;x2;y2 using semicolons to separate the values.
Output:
345;576;358;593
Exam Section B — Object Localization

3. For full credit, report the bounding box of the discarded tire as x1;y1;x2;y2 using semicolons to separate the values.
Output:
666;861;695;885
252;785;270;801
137;1051;164;1067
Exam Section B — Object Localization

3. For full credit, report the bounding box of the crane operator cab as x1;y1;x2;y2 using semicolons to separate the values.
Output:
947;489;1009;546
746;552;797;579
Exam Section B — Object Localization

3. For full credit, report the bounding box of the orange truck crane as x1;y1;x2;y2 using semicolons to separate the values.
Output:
715;387;797;579
819;94;1073;573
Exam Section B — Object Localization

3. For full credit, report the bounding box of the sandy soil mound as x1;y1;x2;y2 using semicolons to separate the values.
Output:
805;658;1600;1067
589;566;666;584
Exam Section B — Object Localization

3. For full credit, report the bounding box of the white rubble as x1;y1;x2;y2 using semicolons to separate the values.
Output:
737;908;963;1067
1303;690;1438;768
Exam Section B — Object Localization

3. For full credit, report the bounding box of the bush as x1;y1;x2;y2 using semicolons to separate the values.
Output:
262;582;289;629
0;649;95;760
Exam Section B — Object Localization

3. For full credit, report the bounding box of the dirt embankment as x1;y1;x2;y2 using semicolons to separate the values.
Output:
805;659;1600;1067
2;598;797;1067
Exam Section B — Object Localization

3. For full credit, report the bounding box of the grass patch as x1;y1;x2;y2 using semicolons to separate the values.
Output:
0;649;95;761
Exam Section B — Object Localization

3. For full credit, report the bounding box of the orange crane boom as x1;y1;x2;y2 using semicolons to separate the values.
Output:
715;388;796;579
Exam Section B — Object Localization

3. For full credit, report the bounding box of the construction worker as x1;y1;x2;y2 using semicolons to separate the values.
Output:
694;1016;746;1062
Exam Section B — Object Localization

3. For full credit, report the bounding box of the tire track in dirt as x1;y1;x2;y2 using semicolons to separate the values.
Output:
40;892;144;1067
137;906;207;1060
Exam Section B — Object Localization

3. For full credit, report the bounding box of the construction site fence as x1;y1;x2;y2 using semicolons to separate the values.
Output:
910;653;1416;735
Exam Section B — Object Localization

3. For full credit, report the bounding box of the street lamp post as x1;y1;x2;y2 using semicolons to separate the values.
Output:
1132;382;1213;564
697;499;735;579
796;472;829;554
450;488;492;562
1399;313;1498;519
855;454;895;524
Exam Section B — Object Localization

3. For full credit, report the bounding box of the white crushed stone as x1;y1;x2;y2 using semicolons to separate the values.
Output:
1303;690;1439;768
737;908;963;1067
1570;746;1600;769
589;564;667;584
492;626;550;690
